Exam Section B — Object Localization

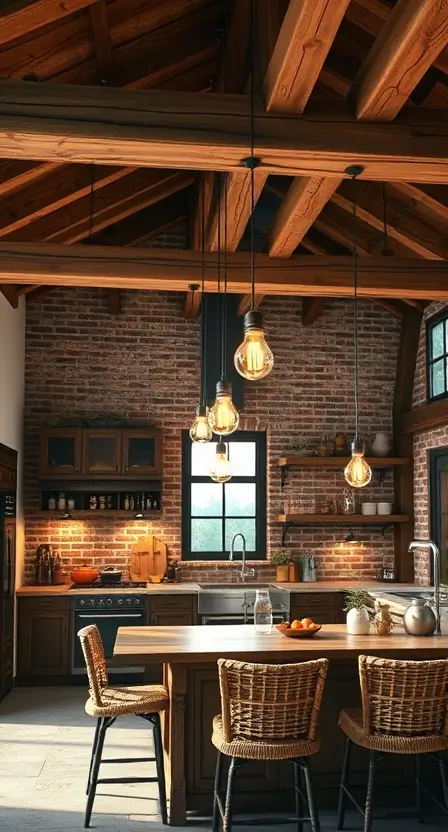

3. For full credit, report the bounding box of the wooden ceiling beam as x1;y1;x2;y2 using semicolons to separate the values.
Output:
92;191;190;248
0;0;97;46
237;293;264;316
206;170;267;252
88;0;112;82
268;176;342;257
332;182;446;260
0;165;131;239
351;0;448;120
390;182;448;226
0;284;19;308
0;160;64;198
352;0;448;78
106;288;121;315
302;297;325;327
263;0;350;112
7;171;193;244
0;244;447;300
0;85;447;182
184;285;202;320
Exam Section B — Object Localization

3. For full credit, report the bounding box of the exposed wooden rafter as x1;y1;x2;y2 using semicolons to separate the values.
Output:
0;244;447;299
0;0;98;46
268;177;342;257
237;293;264;316
302;297;325;327
107;288;121;315
0;161;64;198
0;85;446;182
92;191;190;248
88;0;112;81
184;285;202;320
0;284;18;308
351;0;448;120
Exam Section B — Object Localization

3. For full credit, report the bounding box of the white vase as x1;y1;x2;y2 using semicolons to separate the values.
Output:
346;606;370;635
371;432;390;457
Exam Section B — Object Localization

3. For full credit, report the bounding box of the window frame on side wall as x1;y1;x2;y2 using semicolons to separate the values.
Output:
426;310;448;403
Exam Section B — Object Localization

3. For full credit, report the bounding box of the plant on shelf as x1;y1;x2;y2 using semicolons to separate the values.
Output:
344;587;371;635
271;550;292;582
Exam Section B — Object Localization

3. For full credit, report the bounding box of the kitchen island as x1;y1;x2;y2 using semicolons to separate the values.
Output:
114;623;448;825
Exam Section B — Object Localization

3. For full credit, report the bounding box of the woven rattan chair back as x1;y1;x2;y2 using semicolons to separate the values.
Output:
78;624;109;707
217;658;328;743
359;654;448;737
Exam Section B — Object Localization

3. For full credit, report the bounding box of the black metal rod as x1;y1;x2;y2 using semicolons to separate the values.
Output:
351;172;360;441
250;0;255;311
200;178;206;408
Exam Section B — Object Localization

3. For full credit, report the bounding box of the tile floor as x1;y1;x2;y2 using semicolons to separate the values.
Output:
0;686;447;831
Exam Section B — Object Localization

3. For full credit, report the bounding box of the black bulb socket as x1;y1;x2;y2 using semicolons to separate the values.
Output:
216;379;232;397
216;440;227;455
195;404;207;418
351;437;365;455
243;310;264;332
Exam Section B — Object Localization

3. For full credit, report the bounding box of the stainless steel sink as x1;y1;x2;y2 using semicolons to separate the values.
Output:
199;583;274;590
197;584;290;622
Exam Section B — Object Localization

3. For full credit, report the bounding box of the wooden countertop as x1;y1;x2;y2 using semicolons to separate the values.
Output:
17;580;426;597
113;623;448;665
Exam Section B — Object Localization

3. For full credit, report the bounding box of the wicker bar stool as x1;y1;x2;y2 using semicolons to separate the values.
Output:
337;654;448;832
78;625;169;829
211;657;329;832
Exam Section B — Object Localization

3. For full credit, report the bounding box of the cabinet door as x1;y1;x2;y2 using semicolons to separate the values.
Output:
122;430;161;475
18;610;70;677
82;430;121;475
41;429;82;476
150;610;194;627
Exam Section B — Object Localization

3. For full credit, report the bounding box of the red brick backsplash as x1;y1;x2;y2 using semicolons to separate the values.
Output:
411;302;448;584
24;288;400;583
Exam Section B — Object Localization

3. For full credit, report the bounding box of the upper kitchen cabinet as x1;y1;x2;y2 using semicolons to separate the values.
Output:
40;428;82;476
82;429;121;475
39;427;162;480
122;430;161;476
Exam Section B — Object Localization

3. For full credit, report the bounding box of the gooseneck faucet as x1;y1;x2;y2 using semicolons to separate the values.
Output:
408;539;441;634
229;533;254;581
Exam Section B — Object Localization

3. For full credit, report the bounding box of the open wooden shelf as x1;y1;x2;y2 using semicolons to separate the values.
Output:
278;456;409;468
33;510;162;519
276;513;409;524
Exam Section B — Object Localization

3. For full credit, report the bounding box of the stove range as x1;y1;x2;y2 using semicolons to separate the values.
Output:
71;580;147;590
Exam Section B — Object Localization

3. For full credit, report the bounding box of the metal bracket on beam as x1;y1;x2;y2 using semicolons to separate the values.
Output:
281;523;293;547
280;466;289;489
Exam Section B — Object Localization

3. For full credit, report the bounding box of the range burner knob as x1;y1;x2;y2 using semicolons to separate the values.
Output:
134;598;141;606
89;598;95;606
118;598;124;605
125;598;132;605
107;598;113;606
79;599;85;607
99;598;105;606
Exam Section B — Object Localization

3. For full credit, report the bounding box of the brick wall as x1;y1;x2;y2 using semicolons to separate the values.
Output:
412;301;448;584
24;291;401;583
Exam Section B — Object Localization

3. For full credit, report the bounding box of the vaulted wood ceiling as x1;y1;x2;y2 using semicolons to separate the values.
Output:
0;0;447;321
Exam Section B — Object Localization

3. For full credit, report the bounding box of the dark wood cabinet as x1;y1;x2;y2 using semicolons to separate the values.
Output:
17;597;70;679
0;444;17;700
290;592;344;625
122;429;161;476
82;429;121;475
40;428;82;476
148;594;196;626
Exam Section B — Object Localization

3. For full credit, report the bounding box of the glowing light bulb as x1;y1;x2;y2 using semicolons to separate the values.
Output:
208;380;239;436
344;440;372;488
189;406;212;443
210;441;232;483
234;310;274;381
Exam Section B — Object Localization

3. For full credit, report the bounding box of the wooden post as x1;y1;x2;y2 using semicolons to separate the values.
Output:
393;306;423;582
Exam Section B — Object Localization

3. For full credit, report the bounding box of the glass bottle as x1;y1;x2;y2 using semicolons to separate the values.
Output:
254;589;273;635
57;492;66;511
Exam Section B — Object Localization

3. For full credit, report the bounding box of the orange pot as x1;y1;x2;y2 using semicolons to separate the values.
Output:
70;565;99;585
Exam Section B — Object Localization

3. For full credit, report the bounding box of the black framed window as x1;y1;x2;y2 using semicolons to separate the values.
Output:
427;311;448;402
181;430;267;561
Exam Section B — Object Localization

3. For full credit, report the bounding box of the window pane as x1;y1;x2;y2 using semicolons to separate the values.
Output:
432;359;445;397
228;442;256;476
432;322;444;359
225;518;256;552
225;483;256;516
191;442;218;475
191;519;222;552
191;483;222;516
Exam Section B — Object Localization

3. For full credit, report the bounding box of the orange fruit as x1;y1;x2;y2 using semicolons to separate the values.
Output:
301;618;314;629
291;620;303;630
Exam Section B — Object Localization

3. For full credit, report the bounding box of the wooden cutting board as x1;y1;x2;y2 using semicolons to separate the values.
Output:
130;533;168;582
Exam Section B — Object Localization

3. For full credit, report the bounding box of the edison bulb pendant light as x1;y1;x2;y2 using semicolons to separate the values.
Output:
189;405;213;443
344;439;372;488
210;440;232;483
208;380;239;436
234;310;274;381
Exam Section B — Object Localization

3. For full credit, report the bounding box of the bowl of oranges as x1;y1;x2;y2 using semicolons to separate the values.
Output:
276;618;322;638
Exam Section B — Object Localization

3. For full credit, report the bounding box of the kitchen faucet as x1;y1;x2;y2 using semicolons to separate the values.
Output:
229;533;254;581
408;539;441;634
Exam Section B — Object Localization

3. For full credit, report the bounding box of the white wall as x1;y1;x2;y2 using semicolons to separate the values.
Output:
0;292;25;586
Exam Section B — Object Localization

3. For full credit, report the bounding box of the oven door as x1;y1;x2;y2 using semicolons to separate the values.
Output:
72;609;145;675
201;613;287;626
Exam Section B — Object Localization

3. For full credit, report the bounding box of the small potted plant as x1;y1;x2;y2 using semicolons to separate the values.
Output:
271;551;291;582
344;588;371;635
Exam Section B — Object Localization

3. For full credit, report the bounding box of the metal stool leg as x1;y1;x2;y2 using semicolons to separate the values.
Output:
84;717;108;828
86;719;101;795
153;713;167;825
212;751;224;832
302;757;321;832
223;757;237;832
438;754;448;810
363;751;378;832
294;759;304;832
337;738;352;831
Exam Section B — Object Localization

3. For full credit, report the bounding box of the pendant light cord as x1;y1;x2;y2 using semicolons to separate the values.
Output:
89;164;94;240
351;173;359;441
249;0;255;311
200;179;206;409
382;182;388;252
